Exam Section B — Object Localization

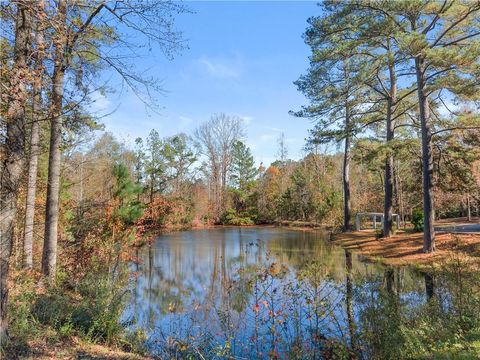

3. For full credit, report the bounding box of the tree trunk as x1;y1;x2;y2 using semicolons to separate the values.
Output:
415;56;435;253
149;174;154;203
23;90;41;269
221;163;227;215
394;160;404;227
343;111;351;232
345;250;357;354
42;0;67;280
424;273;435;301
0;1;32;342
467;194;472;221
383;60;397;238
23;21;44;269
213;167;221;220
385;268;395;295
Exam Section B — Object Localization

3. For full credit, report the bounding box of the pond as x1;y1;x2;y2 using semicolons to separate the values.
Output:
122;227;477;359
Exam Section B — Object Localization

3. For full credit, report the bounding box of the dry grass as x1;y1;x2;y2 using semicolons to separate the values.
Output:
8;336;151;360
333;229;480;269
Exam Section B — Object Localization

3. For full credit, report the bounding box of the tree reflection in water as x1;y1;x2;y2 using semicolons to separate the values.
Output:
123;228;480;359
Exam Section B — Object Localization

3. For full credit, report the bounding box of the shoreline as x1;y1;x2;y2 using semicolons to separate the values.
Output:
137;221;480;271
332;229;480;270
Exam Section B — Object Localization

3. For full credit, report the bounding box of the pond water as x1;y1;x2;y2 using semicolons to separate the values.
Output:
122;227;459;359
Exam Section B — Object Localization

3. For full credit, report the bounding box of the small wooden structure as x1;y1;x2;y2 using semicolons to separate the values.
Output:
355;212;400;231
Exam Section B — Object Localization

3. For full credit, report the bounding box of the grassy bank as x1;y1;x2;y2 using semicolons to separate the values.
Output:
2;268;149;360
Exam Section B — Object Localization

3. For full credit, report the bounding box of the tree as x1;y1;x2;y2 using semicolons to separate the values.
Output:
293;4;370;231
276;132;288;164
230;140;257;190
364;0;480;251
23;10;46;268
408;1;480;252
145;129;167;202
134;137;145;201
329;3;417;237
257;165;282;222
106;163;143;281
351;12;405;237
163;133;197;195
434;118;480;220
194;113;244;220
42;0;67;280
297;1;480;248
111;163;144;228
41;0;186;279
230;140;258;215
0;0;33;341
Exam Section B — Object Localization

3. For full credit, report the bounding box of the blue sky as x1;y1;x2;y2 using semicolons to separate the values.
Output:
92;1;320;166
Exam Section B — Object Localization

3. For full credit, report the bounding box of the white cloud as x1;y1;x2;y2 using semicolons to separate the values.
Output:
261;125;283;133
90;91;111;112
437;98;479;118
438;98;460;118
230;113;253;125
260;134;275;142
196;54;243;79
179;116;193;130
246;140;257;151
241;116;253;125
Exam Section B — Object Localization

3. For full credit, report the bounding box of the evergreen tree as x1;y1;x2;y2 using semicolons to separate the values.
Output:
145;129;167;202
134;137;146;193
327;2;416;237
163;134;197;194
112;163;144;226
230;141;258;191
230;141;258;215
365;0;480;252
293;2;371;231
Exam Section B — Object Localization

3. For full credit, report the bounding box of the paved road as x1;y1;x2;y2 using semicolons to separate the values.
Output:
435;223;480;233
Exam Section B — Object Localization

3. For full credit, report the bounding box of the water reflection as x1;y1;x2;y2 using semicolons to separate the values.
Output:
424;273;435;301
123;228;478;359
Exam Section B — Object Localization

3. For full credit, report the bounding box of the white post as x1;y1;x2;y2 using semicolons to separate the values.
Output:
396;214;400;229
373;215;377;230
381;215;384;230
355;213;361;231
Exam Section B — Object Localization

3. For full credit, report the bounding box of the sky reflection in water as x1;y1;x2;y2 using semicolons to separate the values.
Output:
123;227;429;358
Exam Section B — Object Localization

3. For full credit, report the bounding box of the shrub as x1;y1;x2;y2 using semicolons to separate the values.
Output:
72;274;127;343
8;274;40;342
26;271;129;345
220;209;255;226
412;209;424;232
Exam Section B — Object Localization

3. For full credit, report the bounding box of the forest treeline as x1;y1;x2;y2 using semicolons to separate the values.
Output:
1;0;480;356
64;109;479;232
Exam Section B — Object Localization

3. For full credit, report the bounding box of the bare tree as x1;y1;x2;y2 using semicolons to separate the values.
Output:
194;114;244;220
276;132;288;164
